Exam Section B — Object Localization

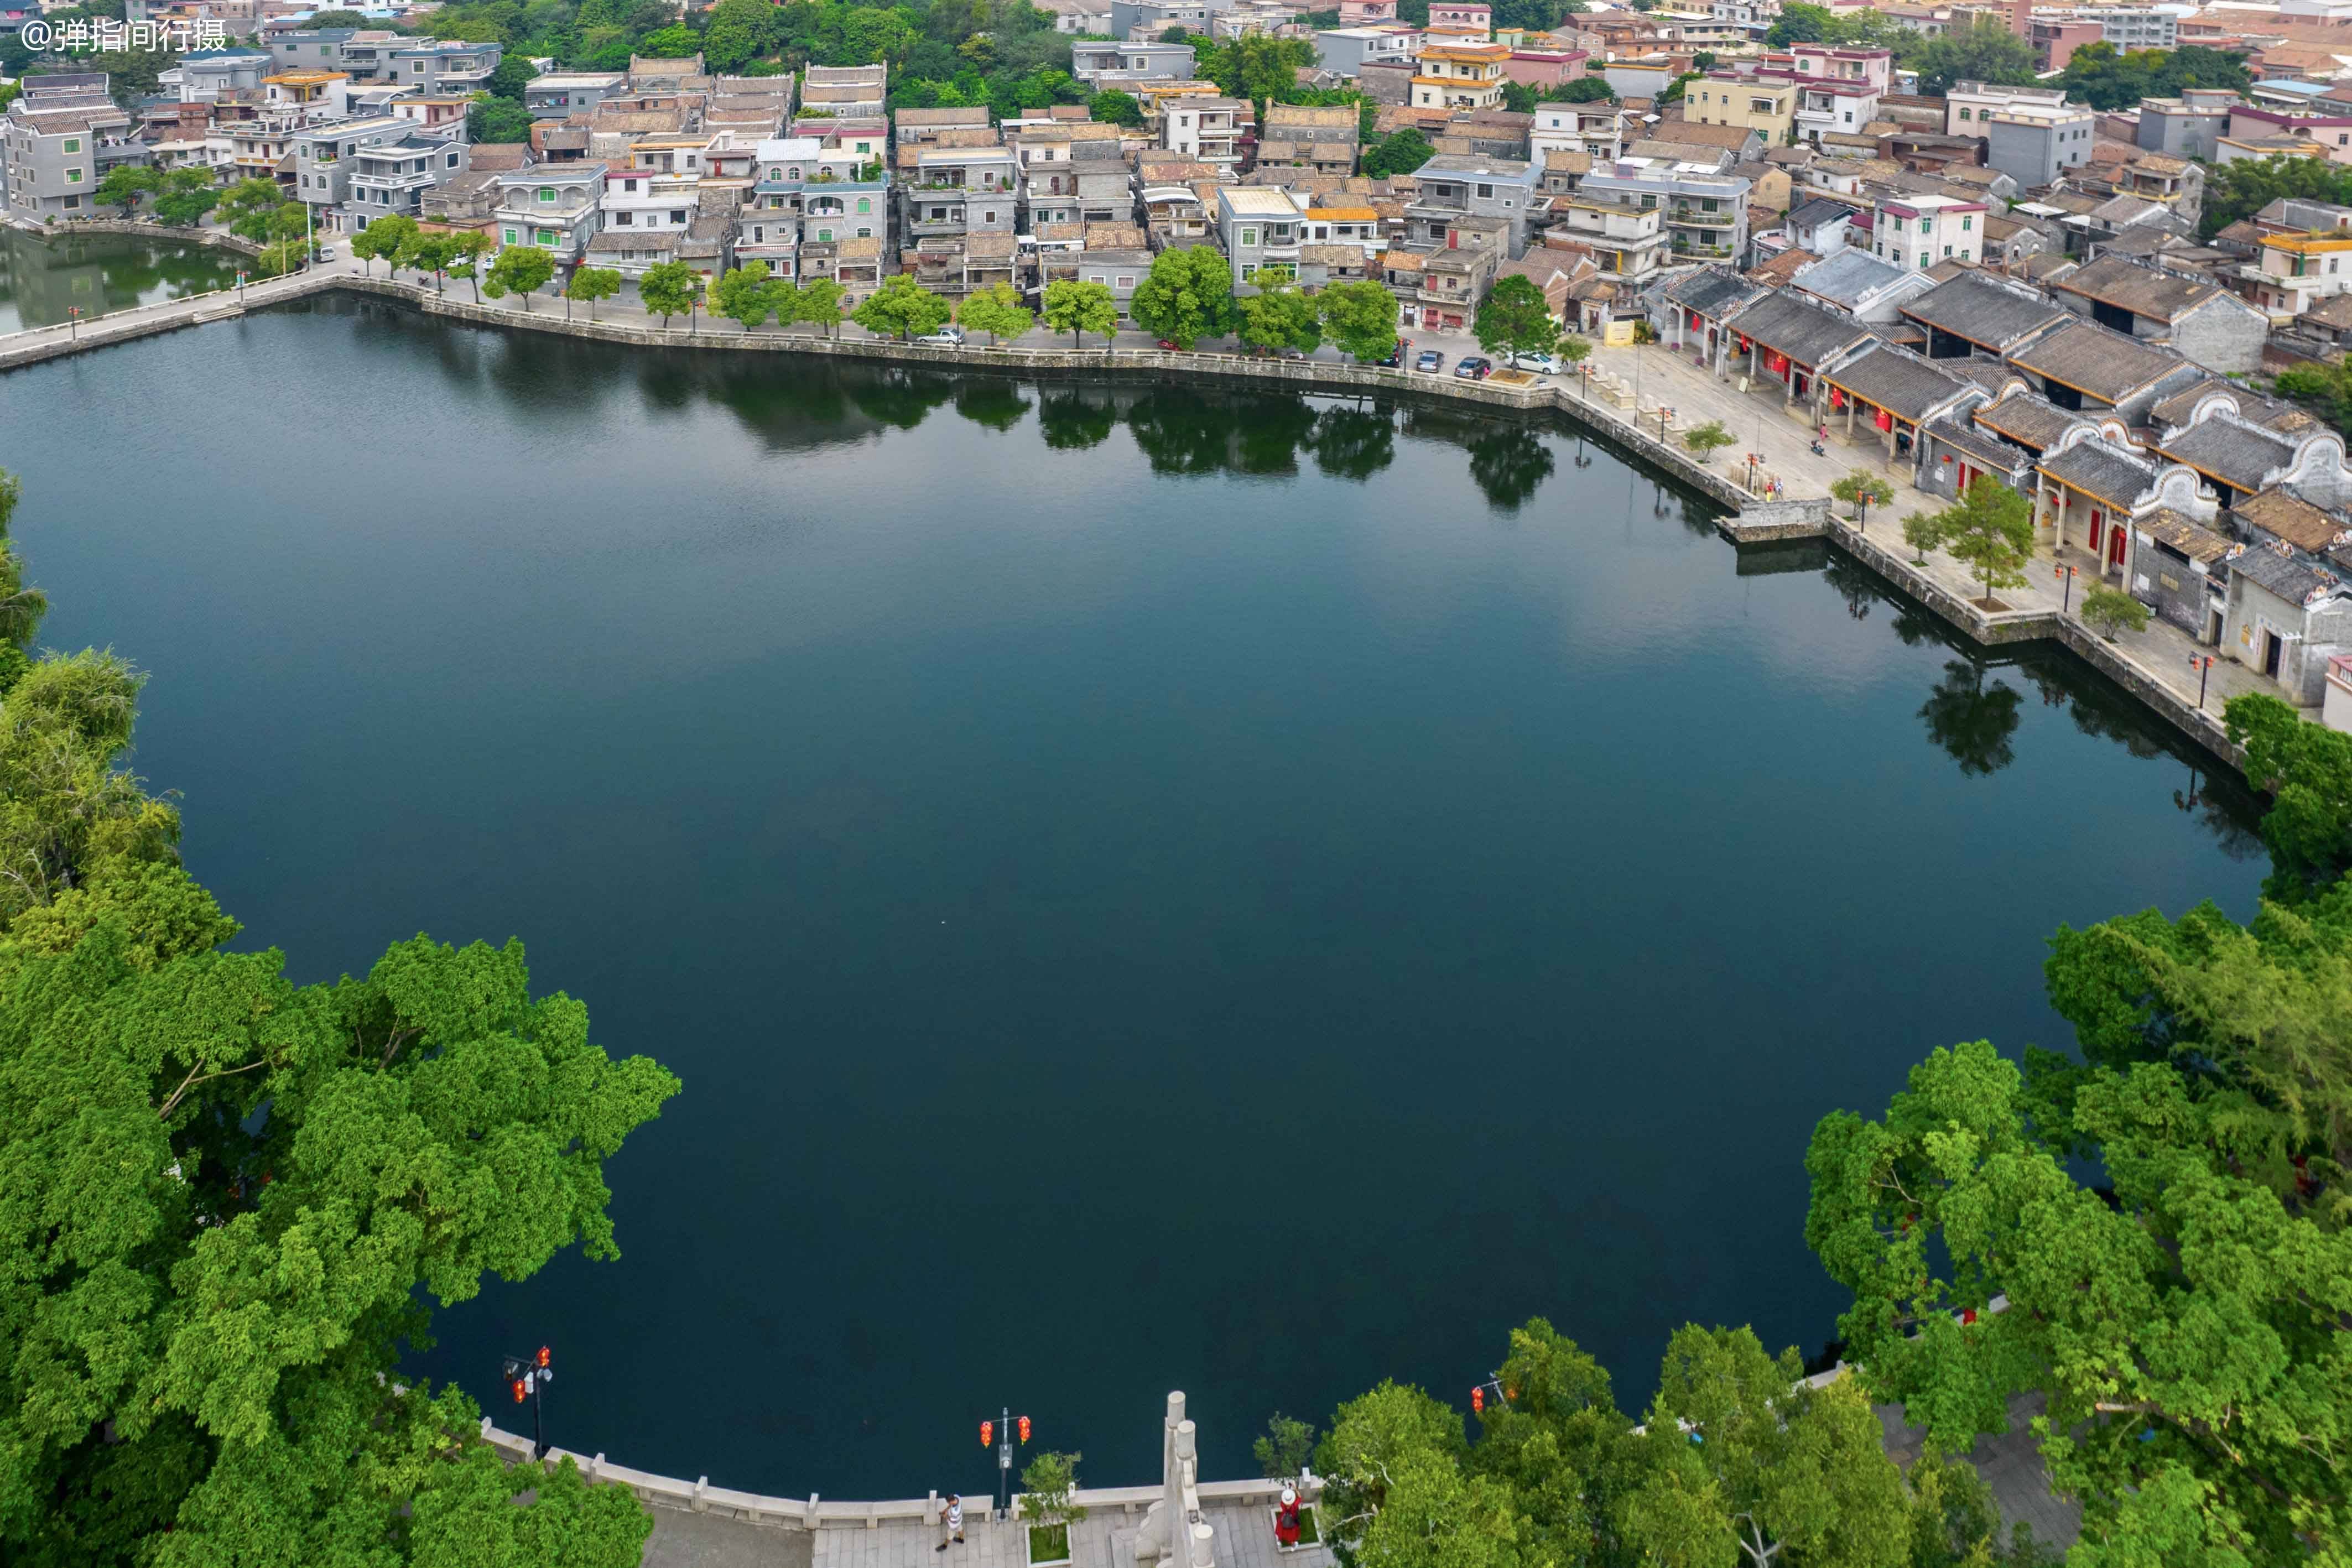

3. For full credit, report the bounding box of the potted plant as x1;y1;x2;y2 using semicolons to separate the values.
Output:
1019;1451;1085;1568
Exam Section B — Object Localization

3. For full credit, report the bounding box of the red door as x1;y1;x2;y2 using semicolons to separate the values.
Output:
2109;522;2128;569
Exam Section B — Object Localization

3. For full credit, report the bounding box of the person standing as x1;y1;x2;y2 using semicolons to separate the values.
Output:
937;1493;965;1551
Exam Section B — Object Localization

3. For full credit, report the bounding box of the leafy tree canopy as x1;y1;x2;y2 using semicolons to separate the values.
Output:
1130;247;1237;349
0;469;679;1568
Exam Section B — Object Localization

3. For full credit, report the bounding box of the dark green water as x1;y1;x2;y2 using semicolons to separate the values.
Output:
0;227;243;332
1;295;2262;1498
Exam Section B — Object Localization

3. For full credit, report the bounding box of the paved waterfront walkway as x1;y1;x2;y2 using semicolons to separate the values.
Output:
1581;336;2317;728
634;1495;1328;1568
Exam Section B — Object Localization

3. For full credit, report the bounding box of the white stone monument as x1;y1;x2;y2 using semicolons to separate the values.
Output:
1132;1393;1216;1568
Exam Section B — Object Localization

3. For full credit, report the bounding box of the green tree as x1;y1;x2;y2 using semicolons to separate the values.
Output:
398;230;460;291
1548;76;1614;102
93;162;158;215
1683;420;1735;464
0;476;679;1568
1918;657;2022;778
638;23;703;54
1830;469;1891;526
448;231;494;303
1255;1414;1318;1480
487;53;538;98
712;259;779;330
1909;16;2038;95
150;167;217;227
1473;273;1559;360
957;280;1034;346
0;468;47;697
349;213;419;278
701;0;783;71
850;273;951;340
568;264;622;320
2080;582;2151;642
1042;278;1118;348
1901;509;1943;565
1130;247;1236;349
790;275;847;338
2227;691;2352;899
469;96;535;143
2201;153;2352;241
1807;1028;2352;1565
1766;0;1828;44
1017;1451;1086;1553
1623;1330;1908;1568
1238;281;1323;355
217;178;288;243
1089;87;1143;125
1931;475;2034;607
485;243;556;309
1361;127;1434;178
636;259;705;328
1320;279;1402;362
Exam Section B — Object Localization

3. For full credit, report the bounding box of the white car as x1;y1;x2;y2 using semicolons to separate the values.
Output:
1506;350;1560;374
915;326;965;346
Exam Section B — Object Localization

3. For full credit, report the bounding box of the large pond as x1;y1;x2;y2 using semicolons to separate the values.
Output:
0;227;243;333
1;293;2263;1498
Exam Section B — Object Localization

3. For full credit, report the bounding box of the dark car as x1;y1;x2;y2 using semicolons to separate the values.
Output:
1378;337;1408;368
1416;349;1445;373
1454;356;1493;380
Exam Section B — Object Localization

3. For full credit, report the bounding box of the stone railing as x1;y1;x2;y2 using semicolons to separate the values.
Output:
476;1418;1321;1530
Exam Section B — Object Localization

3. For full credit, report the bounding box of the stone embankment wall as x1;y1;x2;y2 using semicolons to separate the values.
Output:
0;270;2250;770
18;216;268;256
476;1419;1320;1532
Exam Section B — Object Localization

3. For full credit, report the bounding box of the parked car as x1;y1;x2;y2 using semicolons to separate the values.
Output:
915;326;965;346
1507;350;1560;374
1416;348;1445;373
1378;336;1408;368
1454;356;1493;380
1157;338;1179;350
313;246;336;262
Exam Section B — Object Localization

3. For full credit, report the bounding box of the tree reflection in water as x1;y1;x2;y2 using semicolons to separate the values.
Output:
1919;657;2025;778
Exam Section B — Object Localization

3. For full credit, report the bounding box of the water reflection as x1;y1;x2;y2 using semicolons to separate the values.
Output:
1919;658;2025;778
0;228;242;332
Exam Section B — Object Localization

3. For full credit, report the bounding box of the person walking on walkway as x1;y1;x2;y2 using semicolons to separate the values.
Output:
938;1493;965;1551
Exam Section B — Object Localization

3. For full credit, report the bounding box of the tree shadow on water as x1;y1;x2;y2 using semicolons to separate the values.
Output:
955;379;1033;432
1919;657;2024;779
1306;404;1396;483
1466;426;1555;513
1038;387;1118;450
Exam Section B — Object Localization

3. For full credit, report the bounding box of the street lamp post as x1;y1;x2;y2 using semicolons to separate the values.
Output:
983;1410;1032;1518
67;306;80;341
2054;563;2077;615
2190;654;2214;710
501;1347;553;1460
236;269;247;305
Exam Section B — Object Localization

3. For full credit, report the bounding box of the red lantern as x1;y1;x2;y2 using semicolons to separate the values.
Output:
512;1379;528;1404
1830;388;1845;409
981;1421;994;1448
1471;1387;1485;1414
536;1346;551;1369
1875;408;1893;432
1018;1416;1032;1444
1960;1308;1978;1326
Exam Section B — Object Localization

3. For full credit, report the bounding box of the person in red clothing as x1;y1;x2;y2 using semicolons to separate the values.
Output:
1273;1486;1301;1549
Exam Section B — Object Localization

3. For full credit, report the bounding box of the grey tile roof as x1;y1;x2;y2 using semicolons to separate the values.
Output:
2150;376;2242;430
2158;415;2298;493
1786;195;1860;228
1664;265;1763;319
2007;320;2183;404
1922;415;2033;473
1793;247;1913;308
1901;272;2069;351
1723;289;1876;369
2037;438;2161;509
2054;253;2220;322
1973;390;2088;452
2230;544;2342;607
1825;343;1973;423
